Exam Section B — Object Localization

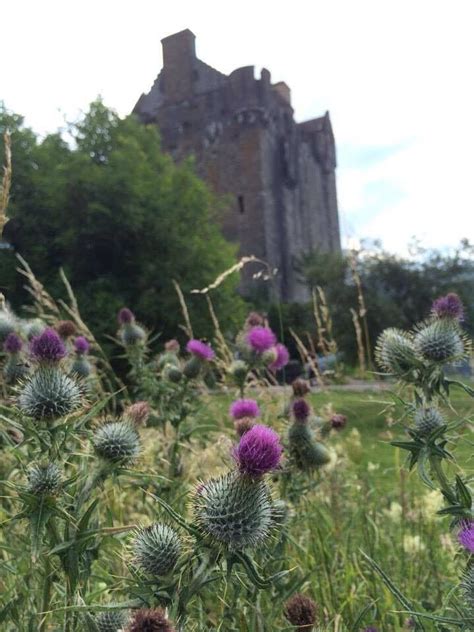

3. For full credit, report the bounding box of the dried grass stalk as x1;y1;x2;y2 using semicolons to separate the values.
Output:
290;327;325;389
172;280;193;339
190;255;260;294
0;131;12;233
349;250;372;370
350;307;366;374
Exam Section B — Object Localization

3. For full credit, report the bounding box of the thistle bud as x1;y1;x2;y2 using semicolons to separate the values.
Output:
133;523;182;576
261;346;278;366
234;417;255;437
0;309;16;342
268;343;290;371
120;323;146;346
414;320;465;363
126;608;175;632
414;407;444;436
18;366;82;420
22;318;46;340
284;594;317;630
27;463;62;497
124;401;150;427
292;378;310;397
157;351;180;370
183;355;202;379
95;610;129;632
289;423;331;470
71;355;92;378
93;421;140;464
193;471;274;550
292;399;311;422
375;328;418;375
163;363;183;383
3;333;28;384
229;359;248;386
56;320;77;339
330;413;347;430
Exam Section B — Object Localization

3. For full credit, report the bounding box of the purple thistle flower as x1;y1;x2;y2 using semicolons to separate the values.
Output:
292;398;311;422
233;424;283;477
268;343;290;371
30;328;67;363
4;332;23;354
186;339;214;360
74;336;90;355
458;521;474;552
246;326;277;353
118;307;135;325
432;292;464;321
229;399;260;420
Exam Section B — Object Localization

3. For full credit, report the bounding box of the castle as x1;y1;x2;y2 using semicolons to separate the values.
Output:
133;29;341;302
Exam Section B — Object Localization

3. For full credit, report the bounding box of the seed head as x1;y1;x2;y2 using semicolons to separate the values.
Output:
292;378;310;397
30;328;67;363
93;421;140;464
245;312;265;328
126;608;175;632
284;594;317;630
133;523;182;576
234;417;255;437
56;320;77;338
124;401;150;427
233;424;282;477
164;339;180;353
246;326;277;353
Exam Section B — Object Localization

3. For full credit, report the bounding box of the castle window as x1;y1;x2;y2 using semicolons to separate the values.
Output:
238;195;245;214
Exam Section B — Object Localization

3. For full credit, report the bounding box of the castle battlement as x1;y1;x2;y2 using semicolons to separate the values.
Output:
133;29;341;301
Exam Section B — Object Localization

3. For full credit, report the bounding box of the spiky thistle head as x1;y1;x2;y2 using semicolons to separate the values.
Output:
289;423;331;470
432;292;464;321
233;424;283;477
186;339;214;360
292;398;311;422
283;594;317;630
30;328;67;364
246;326;277;353
71;355;92;378
229;359;248;382
458;522;474;553
414;319;467;363
292;378;310;397
93;421;140;465
27;462;62;496
124;401;150;427
268;343;290;371
4;332;23;354
414;407;445;436
192;471;274;550
126;608;175;632
18;366;82;420
375;328;418;375
56;320;77;339
132;523;182;577
74;336;90;355
95;610;129;632
229;398;260;420
119;322;146;346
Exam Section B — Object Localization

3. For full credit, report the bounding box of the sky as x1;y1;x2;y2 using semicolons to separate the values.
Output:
2;0;474;255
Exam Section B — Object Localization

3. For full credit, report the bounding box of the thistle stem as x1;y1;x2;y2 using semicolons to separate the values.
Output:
39;556;52;632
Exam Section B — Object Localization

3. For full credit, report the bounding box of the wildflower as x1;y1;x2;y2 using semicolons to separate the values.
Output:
330;413;347;430
375;328;417;375
283;593;317;630
403;534;425;554
414;319;465;363
124;401;150;427
420;489;444;520
95;610;129;632
133;523;182;576
186;339;215;360
117;307;135;325
414;407;444;436
56;320;77;338
458;522;474;553
27;463;62;496
292;378;310;397
246;326;277;353
432;292;464;321
292;398;311;422
19;367;81;419
74;336;90;355
268;343;290;371
118;309;146;346
229;398;260;420
4;332;22;354
30;328;67;363
126;608;175;632
233;424;283;477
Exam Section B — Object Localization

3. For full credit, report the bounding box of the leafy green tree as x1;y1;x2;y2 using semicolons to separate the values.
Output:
0;100;244;342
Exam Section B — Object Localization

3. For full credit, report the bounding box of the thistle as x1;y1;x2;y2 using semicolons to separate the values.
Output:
229;359;248;387
289;423;331;470
27;463;62;496
163;363;183;383
56;320;77;339
292;378;310;397
414;319;466;363
93;421;140;464
22;318;46;340
126;608;175;632
233;424;283;477
0;308;16;342
193;471;274;550
267;343;290;371
375;328;418;375
414;407;445;436
458;522;474;553
284;593;317;630
3;332;28;384
292;398;311;422
71;336;92;377
30;328;68;364
246;326;277;353
124;401;150;427
95;610;129;632
118;308;146;346
229;399;260;420
18;367;82;420
133;523;182;576
432;292;464;321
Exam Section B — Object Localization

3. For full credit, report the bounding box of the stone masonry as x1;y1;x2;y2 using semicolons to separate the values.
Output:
133;29;341;302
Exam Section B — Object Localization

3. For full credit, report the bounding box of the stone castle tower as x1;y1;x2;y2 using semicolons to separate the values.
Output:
133;29;341;301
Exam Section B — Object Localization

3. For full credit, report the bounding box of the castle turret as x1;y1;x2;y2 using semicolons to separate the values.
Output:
161;29;196;102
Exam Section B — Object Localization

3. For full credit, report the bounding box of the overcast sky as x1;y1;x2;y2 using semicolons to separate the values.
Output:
3;0;474;255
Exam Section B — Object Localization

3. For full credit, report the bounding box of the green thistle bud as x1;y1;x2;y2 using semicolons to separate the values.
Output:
261;347;278;366
22;318;46;340
193;471;274;550
3;357;29;384
157;352;180;370
71;356;92;378
27;463;62;496
414;407;445;436
289;423;331;470
18;366;82;420
93;421;140;464
414;320;465;363
183;355;202;379
133;523;182;576
375;328;418;375
95;610;129;632
163;363;183;383
120;323;146;346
